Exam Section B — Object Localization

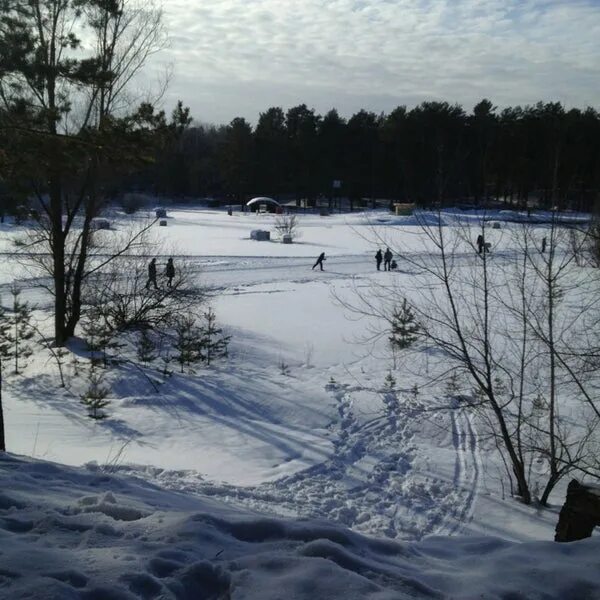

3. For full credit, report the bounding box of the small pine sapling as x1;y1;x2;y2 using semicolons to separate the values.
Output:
389;298;420;350
71;355;82;377
81;365;111;419
161;354;173;379
173;315;202;373
384;370;397;390
4;287;35;374
82;309;115;368
37;332;69;388
278;359;290;376
136;328;158;364
198;308;230;366
410;383;419;403
54;346;69;387
444;371;460;399
0;301;10;362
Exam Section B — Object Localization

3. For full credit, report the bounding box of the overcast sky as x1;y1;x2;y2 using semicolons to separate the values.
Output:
151;0;600;125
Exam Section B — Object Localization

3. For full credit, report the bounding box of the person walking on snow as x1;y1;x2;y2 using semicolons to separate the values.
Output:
145;258;158;289
312;252;326;271
384;248;393;271
375;249;383;271
165;257;175;288
476;234;485;254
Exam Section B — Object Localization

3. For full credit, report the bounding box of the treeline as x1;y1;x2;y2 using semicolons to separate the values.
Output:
142;99;600;211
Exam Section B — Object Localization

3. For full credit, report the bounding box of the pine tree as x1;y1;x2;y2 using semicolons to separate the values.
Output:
0;301;11;362
384;370;397;390
82;309;115;368
410;383;420;403
136;329;158;364
198;308;230;366
2;287;35;374
389;298;420;350
445;371;460;399
172;315;202;373
80;365;111;419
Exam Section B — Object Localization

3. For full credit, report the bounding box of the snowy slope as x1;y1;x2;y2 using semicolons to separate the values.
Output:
0;207;597;571
1;452;599;600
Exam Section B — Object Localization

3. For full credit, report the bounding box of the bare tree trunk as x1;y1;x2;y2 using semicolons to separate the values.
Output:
50;177;67;345
0;356;5;452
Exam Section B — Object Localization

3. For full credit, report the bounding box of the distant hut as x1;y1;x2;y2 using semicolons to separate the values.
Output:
246;197;281;214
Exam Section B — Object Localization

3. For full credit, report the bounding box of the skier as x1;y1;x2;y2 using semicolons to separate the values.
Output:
165;257;175;288
312;252;326;271
145;258;158;290
375;249;383;271
384;248;393;271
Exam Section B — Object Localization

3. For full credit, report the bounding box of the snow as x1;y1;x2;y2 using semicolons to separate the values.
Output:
0;206;598;597
1;453;599;600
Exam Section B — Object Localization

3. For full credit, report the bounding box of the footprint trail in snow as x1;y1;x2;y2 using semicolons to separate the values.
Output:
122;385;482;542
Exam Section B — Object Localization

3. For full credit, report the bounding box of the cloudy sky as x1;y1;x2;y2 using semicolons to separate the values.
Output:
152;0;600;125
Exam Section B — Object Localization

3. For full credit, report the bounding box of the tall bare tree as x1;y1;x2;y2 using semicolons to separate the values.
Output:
342;210;599;504
0;0;188;344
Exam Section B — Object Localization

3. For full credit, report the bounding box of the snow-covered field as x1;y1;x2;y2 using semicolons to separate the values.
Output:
0;207;598;598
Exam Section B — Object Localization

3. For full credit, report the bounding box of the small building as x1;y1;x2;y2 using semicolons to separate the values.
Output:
247;197;281;213
393;203;415;216
155;208;167;218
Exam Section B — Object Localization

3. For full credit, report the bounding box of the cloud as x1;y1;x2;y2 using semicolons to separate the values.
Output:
147;0;600;124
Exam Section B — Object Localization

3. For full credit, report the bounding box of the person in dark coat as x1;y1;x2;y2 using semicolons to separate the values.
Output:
165;257;175;287
383;248;393;271
541;236;547;253
146;258;158;289
375;249;383;271
476;234;484;254
312;252;326;271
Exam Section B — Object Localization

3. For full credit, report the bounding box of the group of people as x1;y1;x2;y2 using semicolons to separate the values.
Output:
476;234;490;255
146;257;176;289
312;248;397;272
375;248;396;271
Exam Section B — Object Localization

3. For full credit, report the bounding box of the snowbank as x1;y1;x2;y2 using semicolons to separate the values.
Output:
1;453;598;599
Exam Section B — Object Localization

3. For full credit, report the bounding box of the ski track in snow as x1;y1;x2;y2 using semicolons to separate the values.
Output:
446;409;481;535
120;387;482;542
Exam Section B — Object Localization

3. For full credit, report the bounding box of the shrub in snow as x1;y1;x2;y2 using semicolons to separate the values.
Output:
384;371;396;390
389;299;420;350
136;328;158;364
85;252;204;332
81;308;117;368
81;367;111;419
172;315;203;373
198;308;230;366
444;371;460;399
279;359;291;376
274;214;301;242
